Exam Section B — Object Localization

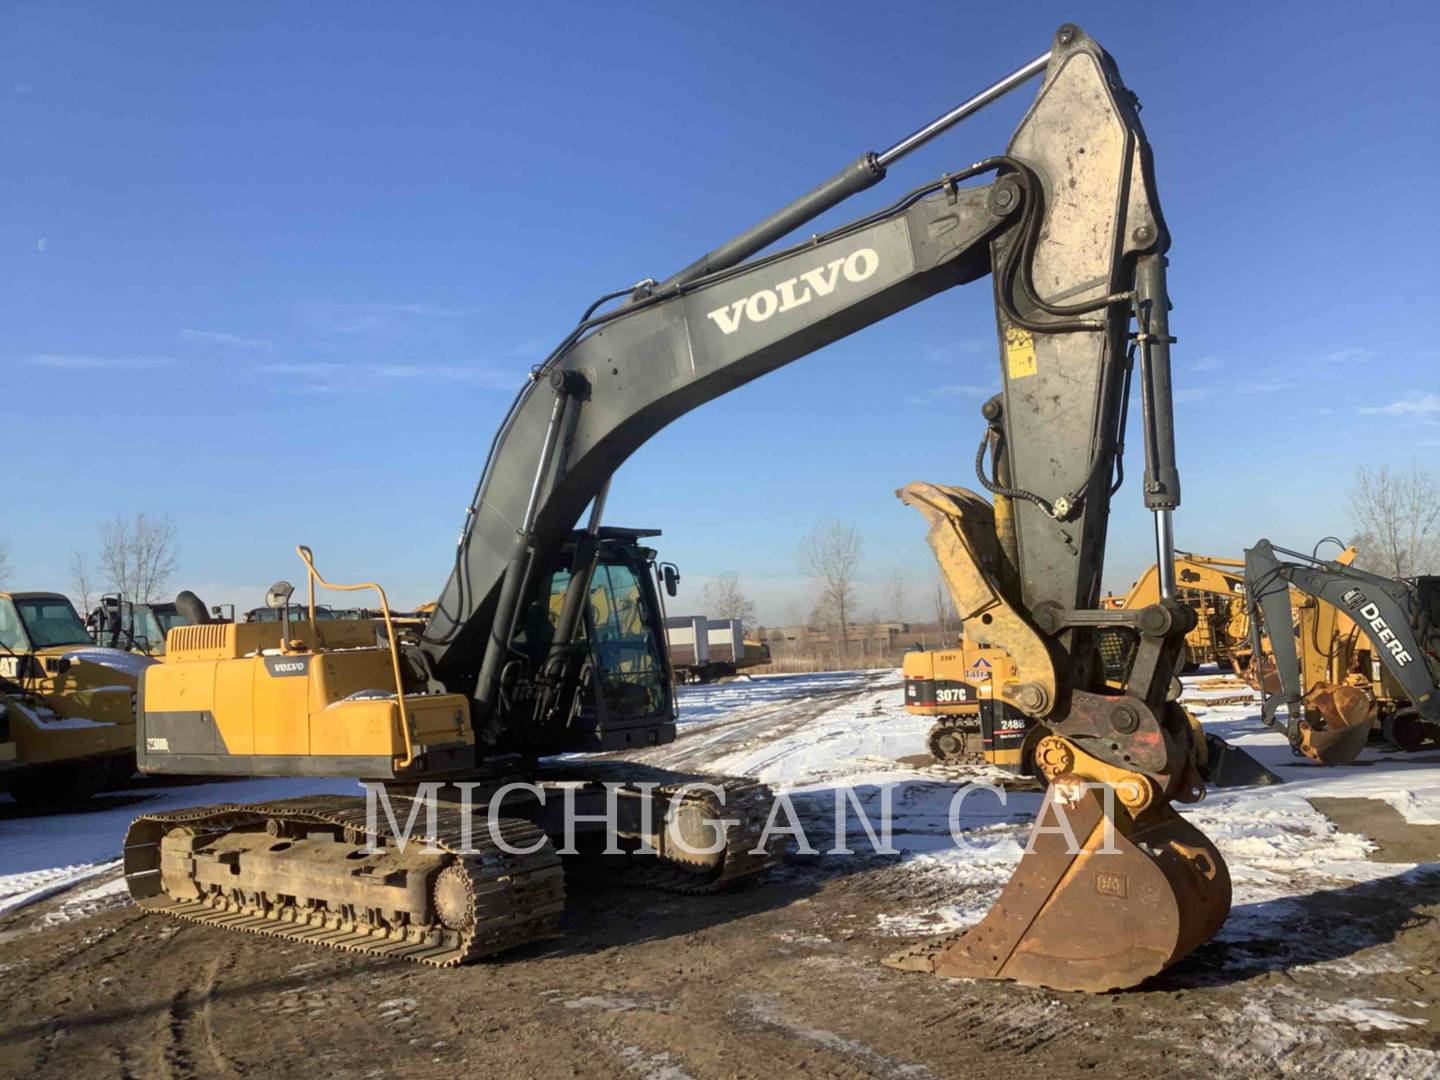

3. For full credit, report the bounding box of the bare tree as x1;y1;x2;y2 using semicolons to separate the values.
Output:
71;551;96;615
933;576;957;640
0;540;11;589
100;512;180;604
1349;463;1439;577
800;520;863;659
890;569;908;624
701;571;757;629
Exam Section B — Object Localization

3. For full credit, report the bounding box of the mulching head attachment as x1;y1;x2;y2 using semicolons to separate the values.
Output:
885;780;1231;993
1292;683;1375;766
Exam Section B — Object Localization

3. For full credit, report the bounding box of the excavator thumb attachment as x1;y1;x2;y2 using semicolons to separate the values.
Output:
1292;683;1374;766
885;780;1231;992
896;482;1056;716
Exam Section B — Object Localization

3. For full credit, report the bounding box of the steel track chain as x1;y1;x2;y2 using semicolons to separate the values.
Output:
567;776;785;894
927;723;988;765
123;795;564;968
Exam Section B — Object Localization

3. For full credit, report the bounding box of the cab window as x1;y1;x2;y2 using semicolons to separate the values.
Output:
15;596;92;648
0;598;28;652
587;562;667;720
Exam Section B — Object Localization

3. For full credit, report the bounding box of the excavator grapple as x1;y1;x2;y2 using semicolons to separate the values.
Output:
891;475;1233;991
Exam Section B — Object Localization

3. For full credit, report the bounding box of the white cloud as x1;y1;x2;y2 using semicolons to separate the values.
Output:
257;360;519;389
35;237;47;253
1174;387;1214;403
1359;391;1440;419
180;328;274;349
306;301;483;337
1234;378;1295;395
1322;346;1376;364
23;353;173;371
258;362;342;376
919;341;990;366
506;335;555;358
1190;355;1222;372
906;383;991;405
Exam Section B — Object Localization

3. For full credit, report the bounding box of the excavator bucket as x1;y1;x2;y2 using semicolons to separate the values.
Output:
1202;732;1283;787
886;783;1231;992
1187;709;1282;787
1294;683;1374;766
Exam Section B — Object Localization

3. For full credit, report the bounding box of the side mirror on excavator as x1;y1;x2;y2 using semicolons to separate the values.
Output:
266;581;295;640
660;563;680;598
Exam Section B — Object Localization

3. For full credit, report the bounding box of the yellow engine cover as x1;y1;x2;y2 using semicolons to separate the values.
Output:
140;620;472;778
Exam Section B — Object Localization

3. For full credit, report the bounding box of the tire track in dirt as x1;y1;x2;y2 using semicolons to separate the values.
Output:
151;952;242;1079
631;677;894;775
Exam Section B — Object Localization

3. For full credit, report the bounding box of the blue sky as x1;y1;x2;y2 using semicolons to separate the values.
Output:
3;1;1437;622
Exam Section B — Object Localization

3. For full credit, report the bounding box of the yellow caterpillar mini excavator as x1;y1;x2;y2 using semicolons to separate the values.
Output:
126;25;1231;993
903;640;1028;768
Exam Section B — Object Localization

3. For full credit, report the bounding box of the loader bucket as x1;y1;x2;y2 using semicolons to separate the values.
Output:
1294;683;1374;766
885;781;1231;993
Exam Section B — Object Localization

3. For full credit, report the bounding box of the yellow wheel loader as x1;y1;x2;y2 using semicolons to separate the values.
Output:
1;591;153;806
126;25;1233;993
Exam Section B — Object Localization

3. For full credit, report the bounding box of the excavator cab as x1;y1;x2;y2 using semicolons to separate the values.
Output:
511;528;676;752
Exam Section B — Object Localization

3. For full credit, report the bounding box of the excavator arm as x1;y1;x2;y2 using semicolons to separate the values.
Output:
1246;538;1440;762
425;26;1183;760
408;24;1231;992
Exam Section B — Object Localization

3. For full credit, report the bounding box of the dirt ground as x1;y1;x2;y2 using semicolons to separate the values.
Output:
1;683;1437;1079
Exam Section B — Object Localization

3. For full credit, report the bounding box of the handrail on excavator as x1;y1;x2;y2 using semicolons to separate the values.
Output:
294;544;415;769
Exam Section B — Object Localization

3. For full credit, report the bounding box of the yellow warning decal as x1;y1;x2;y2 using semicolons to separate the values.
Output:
1005;326;1037;379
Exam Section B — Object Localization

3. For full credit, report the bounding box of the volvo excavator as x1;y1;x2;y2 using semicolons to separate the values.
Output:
1246;539;1440;765
124;25;1232;993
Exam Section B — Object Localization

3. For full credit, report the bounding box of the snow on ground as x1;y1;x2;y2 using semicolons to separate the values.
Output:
681;669;1046;931
674;669;880;728
1;664;1436;1072
0;776;360;913
5;665;1437;975
676;667;1440;956
673;665;1440;1068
